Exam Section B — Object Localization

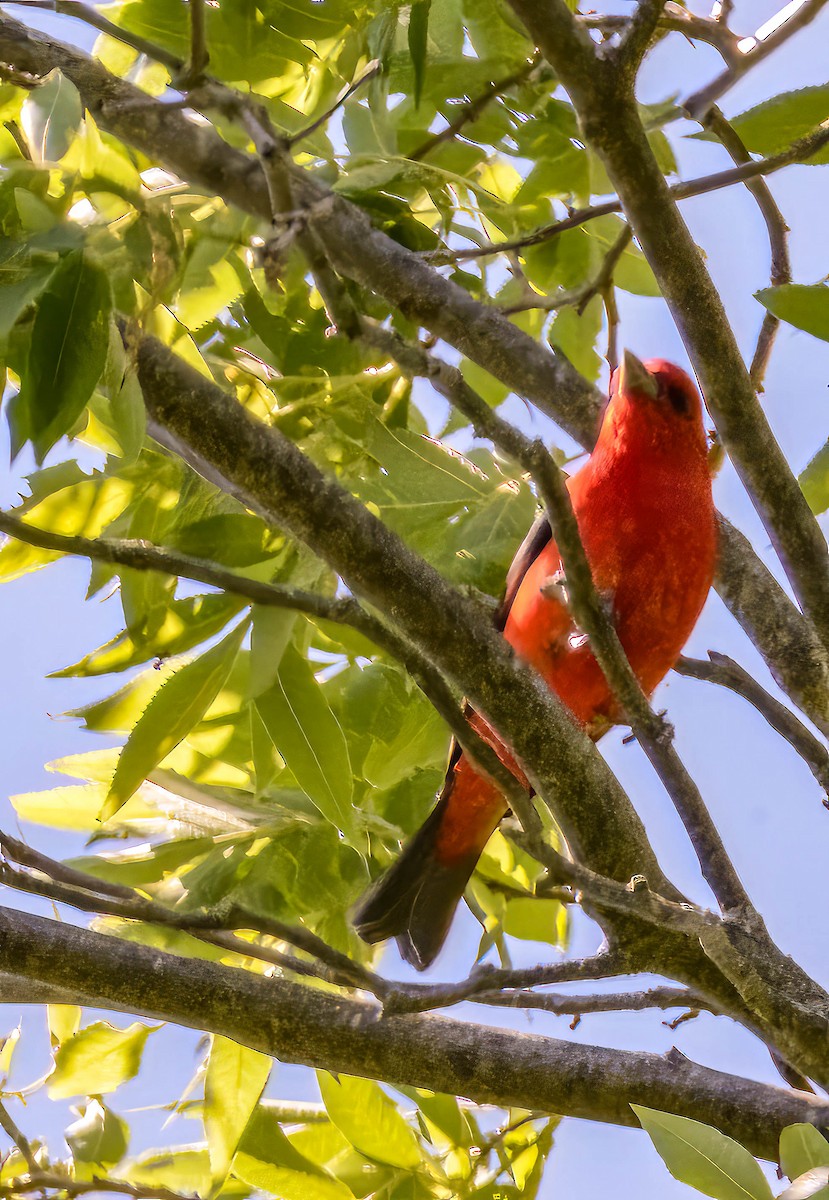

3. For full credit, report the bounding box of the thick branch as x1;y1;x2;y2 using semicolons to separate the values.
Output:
1;905;828;1160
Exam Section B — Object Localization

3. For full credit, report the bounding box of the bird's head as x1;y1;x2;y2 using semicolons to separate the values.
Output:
604;351;708;453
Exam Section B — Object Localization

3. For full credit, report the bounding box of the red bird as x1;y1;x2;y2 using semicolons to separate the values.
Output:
354;352;717;969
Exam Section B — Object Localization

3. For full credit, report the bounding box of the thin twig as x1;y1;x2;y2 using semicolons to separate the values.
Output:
601;281;621;374
498;225;632;315
0;1172;199;1200
473;984;718;1019
675;652;829;801
426;121;829;264
381;950;631;1014
580;5;741;61
699;107;790;393
684;0;829;120
179;0;209;87
0;1097;39;1174
286;60;382;148
0;855;384;996
409;56;540;161
616;0;669;73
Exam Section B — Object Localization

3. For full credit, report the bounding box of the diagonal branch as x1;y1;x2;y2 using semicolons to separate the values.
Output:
410;56;541;161
474;985;718;1020
431;123;829;265
684;0;829;121
675;652;829;801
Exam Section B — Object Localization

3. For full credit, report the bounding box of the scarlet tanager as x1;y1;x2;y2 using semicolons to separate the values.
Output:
354;352;717;969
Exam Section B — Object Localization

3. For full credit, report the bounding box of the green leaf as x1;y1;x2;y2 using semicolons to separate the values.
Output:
102;620;247;819
633;1106;774;1200
548;294;603;384
20;68;82;161
22;250;112;459
204;1035;271;1186
255;643;354;834
49;1021;155;1099
233;1154;352;1200
503;896;567;947
0;244;56;339
800;440;829;514
48;1005;82;1047
693;85;829;163
52;593;245;677
65;1099;129;1166
408;0;431;108
780;1125;829;1181
317;1072;423;1169
756;284;829;343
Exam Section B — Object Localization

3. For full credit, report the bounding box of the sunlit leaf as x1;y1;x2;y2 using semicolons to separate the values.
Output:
49;1021;156;1099
66;1099;129;1166
633;1106;774;1200
102;620;248;819
20;68;82;161
255;643;354;834
204;1035;271;1186
317;1072;423;1170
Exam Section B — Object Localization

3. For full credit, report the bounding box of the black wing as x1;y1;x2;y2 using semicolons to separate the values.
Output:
493;511;552;631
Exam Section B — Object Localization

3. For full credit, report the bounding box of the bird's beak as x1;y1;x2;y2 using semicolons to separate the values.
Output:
619;349;658;400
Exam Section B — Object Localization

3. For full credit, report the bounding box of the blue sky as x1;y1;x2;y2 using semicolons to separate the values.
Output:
1;1;829;1196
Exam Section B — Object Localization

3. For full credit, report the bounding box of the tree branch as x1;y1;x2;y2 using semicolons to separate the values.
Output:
1;905;828;1160
715;516;829;739
675;652;829;801
684;0;829;121
431;123;829;265
498;225;632;315
579;6;741;61
697;106;791;393
410;56;541;161
474;985;718;1020
0;1098;39;1175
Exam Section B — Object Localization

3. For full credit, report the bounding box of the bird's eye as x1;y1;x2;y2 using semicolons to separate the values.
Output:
662;382;689;416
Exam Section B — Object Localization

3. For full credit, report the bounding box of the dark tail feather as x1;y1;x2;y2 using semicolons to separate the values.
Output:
353;791;478;971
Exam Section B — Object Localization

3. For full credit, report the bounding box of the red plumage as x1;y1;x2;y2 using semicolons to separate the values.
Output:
354;353;717;969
